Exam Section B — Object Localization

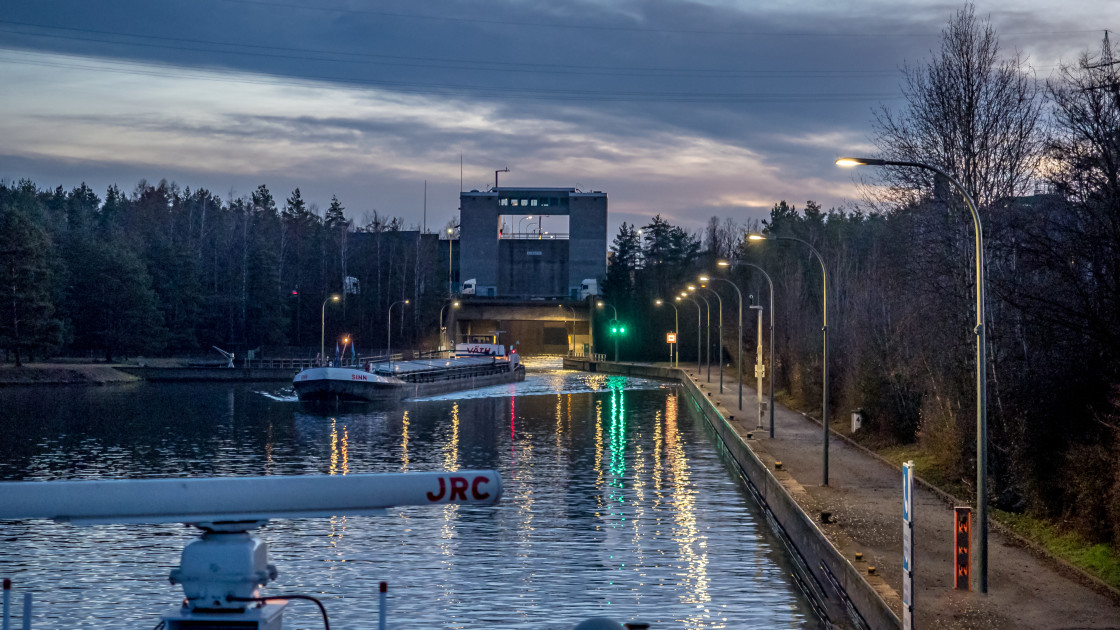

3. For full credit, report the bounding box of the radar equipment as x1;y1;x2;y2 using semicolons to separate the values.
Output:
0;471;502;629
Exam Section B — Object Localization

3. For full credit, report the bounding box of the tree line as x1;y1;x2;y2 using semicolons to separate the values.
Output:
0;179;446;366
602;9;1120;547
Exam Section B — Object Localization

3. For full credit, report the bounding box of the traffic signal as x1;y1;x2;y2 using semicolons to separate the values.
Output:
609;320;627;335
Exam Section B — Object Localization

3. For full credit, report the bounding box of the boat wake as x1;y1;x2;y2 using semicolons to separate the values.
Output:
410;369;674;402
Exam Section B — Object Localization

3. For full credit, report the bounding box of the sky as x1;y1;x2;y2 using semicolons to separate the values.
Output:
1;0;1117;236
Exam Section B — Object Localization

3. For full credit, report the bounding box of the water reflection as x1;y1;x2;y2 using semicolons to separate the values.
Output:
0;373;813;629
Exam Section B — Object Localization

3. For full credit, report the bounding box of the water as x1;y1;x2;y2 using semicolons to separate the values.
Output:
0;359;815;629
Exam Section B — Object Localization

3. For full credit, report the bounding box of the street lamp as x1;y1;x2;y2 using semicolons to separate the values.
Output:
702;273;743;409
559;304;576;354
679;294;702;372
447;227;455;297
687;286;712;382
439;300;460;354
749;232;830;486
387;299;410;366
519;215;534;236
725;260;776;438
838;155;990;592
696;283;724;394
320;294;341;366
596;301;619;361
654;299;678;366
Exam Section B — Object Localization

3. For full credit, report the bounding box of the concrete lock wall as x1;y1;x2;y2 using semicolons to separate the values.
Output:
561;357;900;630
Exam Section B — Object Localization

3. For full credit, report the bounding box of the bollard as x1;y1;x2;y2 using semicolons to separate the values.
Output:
379;581;387;630
774;461;782;470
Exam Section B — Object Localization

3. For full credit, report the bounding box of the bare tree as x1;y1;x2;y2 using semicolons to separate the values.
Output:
870;4;1044;207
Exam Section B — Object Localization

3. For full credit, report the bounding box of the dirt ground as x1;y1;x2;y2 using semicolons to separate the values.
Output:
681;364;1120;629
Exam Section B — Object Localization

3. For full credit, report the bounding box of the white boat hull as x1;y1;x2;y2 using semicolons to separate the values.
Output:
292;367;404;402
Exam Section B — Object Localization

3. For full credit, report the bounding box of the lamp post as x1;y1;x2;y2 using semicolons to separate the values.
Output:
697;284;724;394
654;299;679;366
749;232;830;486
494;167;509;189
387;299;410;366
702;273;743;409
729;261;776;438
749;304;764;428
519;215;534;236
687;286;711;382
439;300;460;354
447;227;454;297
320;294;341;366
559;304;576;354
597;301;619;361
837;155;989;592
679;294;702;372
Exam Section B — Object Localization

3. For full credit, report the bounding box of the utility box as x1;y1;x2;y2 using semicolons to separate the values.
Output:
851;408;864;433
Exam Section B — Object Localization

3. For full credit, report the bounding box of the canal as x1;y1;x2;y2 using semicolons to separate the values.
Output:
0;358;816;629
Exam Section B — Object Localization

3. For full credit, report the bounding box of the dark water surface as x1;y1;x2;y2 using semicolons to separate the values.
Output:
0;360;814;629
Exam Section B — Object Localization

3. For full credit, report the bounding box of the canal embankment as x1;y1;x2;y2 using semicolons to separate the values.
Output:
564;356;1120;630
0;361;298;385
0;363;141;385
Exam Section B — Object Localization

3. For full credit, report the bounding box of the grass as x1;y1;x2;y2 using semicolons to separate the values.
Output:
780;397;1120;592
871;444;970;498
995;510;1120;590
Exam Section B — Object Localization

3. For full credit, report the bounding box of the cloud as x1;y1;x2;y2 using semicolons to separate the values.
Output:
1;0;1118;235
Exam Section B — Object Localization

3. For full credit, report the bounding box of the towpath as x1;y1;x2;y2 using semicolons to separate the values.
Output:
661;361;1120;629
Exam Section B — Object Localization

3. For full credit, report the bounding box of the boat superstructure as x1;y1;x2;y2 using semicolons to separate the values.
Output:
293;339;525;402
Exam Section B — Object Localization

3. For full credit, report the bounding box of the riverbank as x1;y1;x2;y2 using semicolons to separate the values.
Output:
0;363;140;385
568;357;1120;630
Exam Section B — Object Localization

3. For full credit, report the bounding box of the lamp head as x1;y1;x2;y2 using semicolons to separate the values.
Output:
331;294;341;302
717;260;730;267
596;301;604;308
654;299;663;305
674;296;681;302
404;300;411;305
452;301;460;307
747;234;766;241
698;275;709;282
835;156;886;167
687;285;696;291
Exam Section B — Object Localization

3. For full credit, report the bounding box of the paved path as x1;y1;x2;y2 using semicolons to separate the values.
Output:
671;363;1120;629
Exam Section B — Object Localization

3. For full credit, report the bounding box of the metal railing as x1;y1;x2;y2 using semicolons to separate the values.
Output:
567;350;606;362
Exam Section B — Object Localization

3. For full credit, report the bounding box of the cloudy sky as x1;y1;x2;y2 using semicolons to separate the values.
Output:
1;0;1116;235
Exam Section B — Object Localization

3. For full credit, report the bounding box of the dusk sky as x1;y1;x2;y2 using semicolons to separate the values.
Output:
1;0;1116;236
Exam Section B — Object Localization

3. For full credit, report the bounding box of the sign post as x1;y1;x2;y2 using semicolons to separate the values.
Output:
666;332;676;365
903;461;915;630
955;507;972;591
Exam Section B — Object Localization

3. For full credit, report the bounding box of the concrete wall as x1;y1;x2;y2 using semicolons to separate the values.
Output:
568;193;607;295
498;239;569;297
117;367;297;381
459;192;500;296
562;357;901;630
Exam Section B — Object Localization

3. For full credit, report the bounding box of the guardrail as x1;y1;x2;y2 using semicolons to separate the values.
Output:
567;351;605;362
